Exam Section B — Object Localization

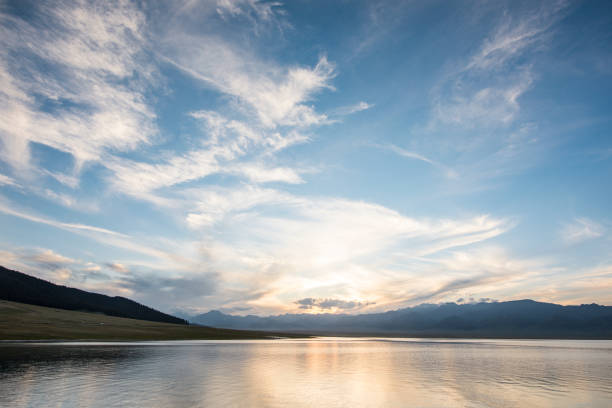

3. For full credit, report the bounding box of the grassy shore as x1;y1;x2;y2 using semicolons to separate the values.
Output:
0;300;305;341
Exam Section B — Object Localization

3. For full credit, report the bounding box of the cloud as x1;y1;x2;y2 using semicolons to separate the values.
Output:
82;262;101;272
26;249;75;269
158;13;335;128
0;249;17;265
502;264;612;306
178;184;514;313
433;70;534;128
364;245;554;310
0;174;19;187
117;272;218;304
0;246;92;285
562;217;605;244
295;297;374;311
215;0;284;28
0;242;219;312
382;144;458;179
229;162;304;184
430;2;568;131
106;111;310;204
185;185;290;228
0;1;334;214
0;0;154;173
332;101;373;116
408;275;506;304
0;196;205;273
0;197;125;237
183;185;511;255
466;1;569;71
106;262;129;274
404;1;574;194
41;170;80;189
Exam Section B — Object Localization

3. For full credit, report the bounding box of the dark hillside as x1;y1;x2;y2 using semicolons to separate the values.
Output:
0;266;186;325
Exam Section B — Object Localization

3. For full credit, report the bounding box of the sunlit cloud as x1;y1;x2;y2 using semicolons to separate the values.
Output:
0;0;609;315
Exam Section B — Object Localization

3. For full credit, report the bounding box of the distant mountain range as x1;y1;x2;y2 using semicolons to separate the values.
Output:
192;300;612;339
0;266;186;325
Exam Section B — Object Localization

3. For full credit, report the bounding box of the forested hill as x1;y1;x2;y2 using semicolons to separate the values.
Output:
0;266;186;325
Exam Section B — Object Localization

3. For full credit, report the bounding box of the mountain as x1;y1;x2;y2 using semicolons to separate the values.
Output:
0;266;186;325
192;300;612;339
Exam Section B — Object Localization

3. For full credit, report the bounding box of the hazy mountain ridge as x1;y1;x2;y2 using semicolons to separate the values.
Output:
191;300;612;338
0;266;187;325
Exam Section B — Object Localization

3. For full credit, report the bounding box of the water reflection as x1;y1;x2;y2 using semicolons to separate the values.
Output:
0;339;611;408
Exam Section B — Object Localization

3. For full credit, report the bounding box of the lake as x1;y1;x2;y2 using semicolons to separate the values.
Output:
1;338;611;407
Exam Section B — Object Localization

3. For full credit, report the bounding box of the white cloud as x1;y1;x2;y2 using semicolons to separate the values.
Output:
0;194;219;277
430;3;568;131
229;162;304;184
0;196;124;237
41;170;80;189
433;70;534;128
562;217;605;244
106;149;223;203
0;174;19;187
187;185;510;258
185;185;290;228
179;184;514;312
29;249;75;268
382;144;458;179
0;0;154;172
107;110;310;204
159;20;335;128
467;1;569;71
215;0;283;24
331;101;373;116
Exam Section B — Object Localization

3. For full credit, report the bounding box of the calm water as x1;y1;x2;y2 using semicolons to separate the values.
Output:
1;338;611;408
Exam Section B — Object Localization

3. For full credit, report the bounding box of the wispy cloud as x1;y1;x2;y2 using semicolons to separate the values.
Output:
0;0;154;173
215;0;283;23
0;197;124;237
158;32;335;128
433;70;533;128
467;0;569;71
381;144;458;179
431;2;568;131
562;217;605;244
370;246;552;309
105;102;313;205
0;174;19;188
0;196;204;274
332;101;373;116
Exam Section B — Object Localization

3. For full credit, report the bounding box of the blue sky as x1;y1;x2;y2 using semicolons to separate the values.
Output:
0;0;611;315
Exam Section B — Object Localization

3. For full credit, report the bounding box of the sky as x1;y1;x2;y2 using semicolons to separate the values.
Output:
0;0;611;316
